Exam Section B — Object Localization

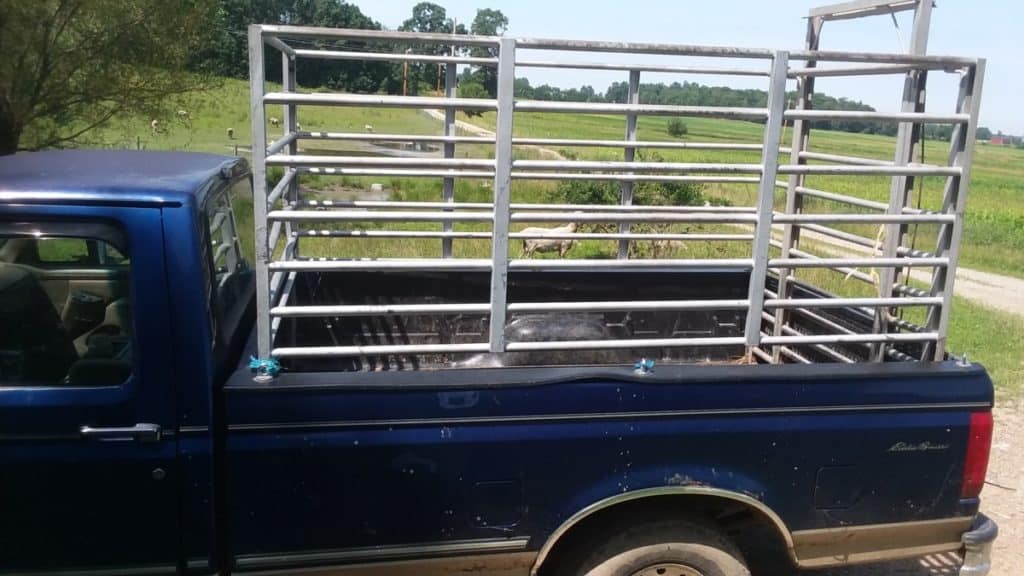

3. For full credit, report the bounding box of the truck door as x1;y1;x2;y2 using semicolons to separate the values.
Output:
0;208;179;574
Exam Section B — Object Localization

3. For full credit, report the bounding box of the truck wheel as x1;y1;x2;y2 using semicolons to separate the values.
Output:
571;519;750;576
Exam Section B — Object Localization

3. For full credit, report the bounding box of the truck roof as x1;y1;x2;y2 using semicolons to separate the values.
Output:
0;150;247;206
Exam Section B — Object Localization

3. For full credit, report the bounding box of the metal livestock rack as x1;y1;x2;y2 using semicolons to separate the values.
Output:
246;0;984;369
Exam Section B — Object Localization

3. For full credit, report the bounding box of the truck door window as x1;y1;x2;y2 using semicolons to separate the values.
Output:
0;222;132;387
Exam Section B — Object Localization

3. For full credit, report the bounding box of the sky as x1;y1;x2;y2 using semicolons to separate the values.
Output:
348;0;1023;134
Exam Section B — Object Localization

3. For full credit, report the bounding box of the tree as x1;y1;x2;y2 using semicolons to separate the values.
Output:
468;8;508;96
667;119;688;137
457;80;489;117
0;0;219;154
399;2;466;94
976;126;993;141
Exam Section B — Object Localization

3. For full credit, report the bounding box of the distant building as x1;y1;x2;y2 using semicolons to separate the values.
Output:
990;136;1010;146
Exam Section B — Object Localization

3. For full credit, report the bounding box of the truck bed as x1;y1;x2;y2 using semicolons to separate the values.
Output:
274;268;898;372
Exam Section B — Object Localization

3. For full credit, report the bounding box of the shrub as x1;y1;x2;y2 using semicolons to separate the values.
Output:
667;118;688;137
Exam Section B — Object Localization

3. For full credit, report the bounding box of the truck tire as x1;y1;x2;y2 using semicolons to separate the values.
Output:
571;518;750;576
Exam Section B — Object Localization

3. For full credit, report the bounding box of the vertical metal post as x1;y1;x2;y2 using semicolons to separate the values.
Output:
872;0;932;361
488;37;516;353
924;61;984;360
745;51;789;351
248;25;271;360
282;50;298;245
442;57;458;258
618;70;641;259
773;16;821;363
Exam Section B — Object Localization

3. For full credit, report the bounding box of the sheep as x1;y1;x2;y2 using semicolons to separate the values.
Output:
651;239;686;258
150;119;159;133
521;222;579;259
364;124;374;133
269;117;280;127
176;109;189;119
295;122;302;131
226;127;235;140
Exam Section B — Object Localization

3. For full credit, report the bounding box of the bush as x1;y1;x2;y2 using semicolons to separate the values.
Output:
458;81;490;117
667;118;688;137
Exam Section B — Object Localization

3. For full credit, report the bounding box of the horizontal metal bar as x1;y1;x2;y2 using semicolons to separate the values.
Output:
513;160;763;173
510;232;754;241
260;25;500;47
775;252;878;285
760;313;858;363
794;185;890;211
511;138;766;151
298;230;492;239
788;63;955;77
512;173;761;184
764;297;942;308
263;92;497;110
750;346;773;363
514;37;774;58
774;213;953;223
266;168;297;206
267;210;494;222
297;200;755;213
510;212;759;223
299;167;495;179
299;132;494;145
809;0;917;20
504;336;748;351
761;332;938;345
266;131;298;156
294;229;753;242
294;49;496;66
784;109;969;124
768;256;947;268
516;59;769;76
268;259;492;271
264;35;295;57
778;164;961;176
515;100;768;119
788;49;977;67
798;151;893;166
268;155;496;169
797;223;934;257
271;299;751;317
507;259;753;269
273;342;492;358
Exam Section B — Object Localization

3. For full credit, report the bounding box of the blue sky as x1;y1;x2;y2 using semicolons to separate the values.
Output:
349;1;1023;134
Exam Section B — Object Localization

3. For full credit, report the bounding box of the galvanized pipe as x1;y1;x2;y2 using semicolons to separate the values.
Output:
266;131;298;156
294;49;497;66
774;213;953;223
769;256;947;268
270;299;751;317
761;332;938;345
516;100;768;119
784;109;969;124
797;151;893;166
263;92;497;110
298;131;494;144
778;164;961;176
268;155;497;169
260;25;501;47
513;160;763;173
764;297;942;308
516;59;770;76
267;209;494;222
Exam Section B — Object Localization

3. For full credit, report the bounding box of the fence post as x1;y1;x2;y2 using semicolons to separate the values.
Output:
744;51;789;354
248;25;272;362
442;53;459;258
618;70;641;259
488;37;516;353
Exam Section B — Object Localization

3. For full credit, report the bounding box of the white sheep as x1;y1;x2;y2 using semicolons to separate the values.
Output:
364;124;374;133
269;117;280;127
176;109;189;119
226;127;234;139
651;239;686;258
521;222;579;258
150;119;159;133
295;122;302;131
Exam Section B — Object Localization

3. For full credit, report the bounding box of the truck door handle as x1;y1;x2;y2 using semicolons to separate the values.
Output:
80;423;162;442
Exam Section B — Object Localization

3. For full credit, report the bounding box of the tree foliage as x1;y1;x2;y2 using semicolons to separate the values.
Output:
0;0;219;153
667;119;688;137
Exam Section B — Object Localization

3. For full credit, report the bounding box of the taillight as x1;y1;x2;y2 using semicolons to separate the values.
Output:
961;411;993;499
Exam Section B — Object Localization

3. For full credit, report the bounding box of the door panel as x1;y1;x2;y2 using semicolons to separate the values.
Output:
0;207;179;574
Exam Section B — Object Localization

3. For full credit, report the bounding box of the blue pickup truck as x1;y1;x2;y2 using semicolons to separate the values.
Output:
0;150;998;576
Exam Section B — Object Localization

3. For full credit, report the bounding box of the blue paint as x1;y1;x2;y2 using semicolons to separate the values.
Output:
0;151;996;575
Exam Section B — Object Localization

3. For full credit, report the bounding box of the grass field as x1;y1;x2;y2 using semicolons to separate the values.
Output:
67;77;1024;390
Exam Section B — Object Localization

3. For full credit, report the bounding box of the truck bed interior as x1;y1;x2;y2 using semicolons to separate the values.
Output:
276;269;900;372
